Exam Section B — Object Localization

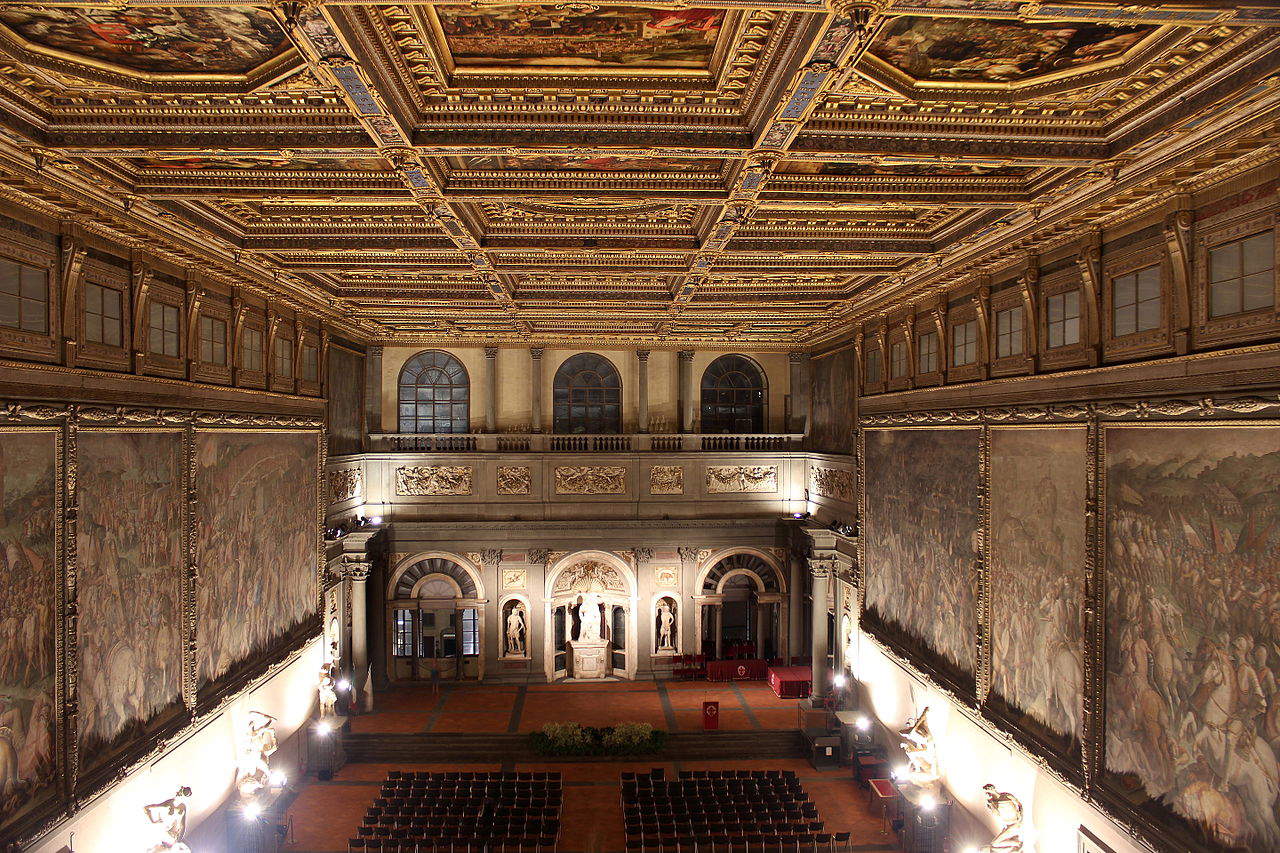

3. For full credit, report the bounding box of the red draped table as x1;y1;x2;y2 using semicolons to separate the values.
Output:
767;665;812;698
705;659;768;681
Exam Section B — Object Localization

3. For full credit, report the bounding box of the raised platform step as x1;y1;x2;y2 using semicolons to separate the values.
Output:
342;730;808;764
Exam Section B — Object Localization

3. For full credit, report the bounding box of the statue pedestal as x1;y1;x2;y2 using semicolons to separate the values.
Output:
570;639;609;679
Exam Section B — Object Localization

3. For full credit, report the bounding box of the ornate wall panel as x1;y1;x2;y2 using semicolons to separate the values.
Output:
395;465;473;496
809;349;854;455
554;466;625;495
987;425;1086;756
862;427;980;690
809;465;855;503
328;466;364;505
194;430;319;697
706;465;777;493
497;466;531;496
0;428;60;841
1103;424;1280;850
649;465;684;495
327;346;365;457
74;430;185;782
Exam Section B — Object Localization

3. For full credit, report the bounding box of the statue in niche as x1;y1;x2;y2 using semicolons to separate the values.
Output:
577;592;604;643
236;710;278;799
144;785;192;852
657;600;676;651
506;603;527;656
318;661;338;718
897;707;940;788
979;784;1024;852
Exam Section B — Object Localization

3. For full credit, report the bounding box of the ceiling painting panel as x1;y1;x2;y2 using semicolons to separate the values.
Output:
432;5;724;69
0;6;289;74
455;155;725;174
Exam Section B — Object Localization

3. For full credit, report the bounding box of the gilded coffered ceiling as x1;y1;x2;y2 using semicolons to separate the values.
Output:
0;0;1277;347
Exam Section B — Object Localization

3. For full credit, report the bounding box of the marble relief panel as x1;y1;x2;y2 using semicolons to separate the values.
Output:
706;465;777;493
649;465;683;495
554;465;625;495
396;465;473;496
497;465;531;495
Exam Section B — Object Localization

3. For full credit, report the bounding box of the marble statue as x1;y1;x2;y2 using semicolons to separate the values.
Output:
979;784;1024;852
657;601;675;651
577;592;603;642
236;710;278;799
506;605;526;656
318;662;338;718
898;707;940;787
144;785;192;853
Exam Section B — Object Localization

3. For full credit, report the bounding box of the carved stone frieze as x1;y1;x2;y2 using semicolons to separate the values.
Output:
649;465;684;495
654;566;679;587
554;465;625;495
497;465;531;495
327;467;364;505
706;465;778;494
809;466;855;503
552;560;627;595
395;465;473;496
501;568;527;590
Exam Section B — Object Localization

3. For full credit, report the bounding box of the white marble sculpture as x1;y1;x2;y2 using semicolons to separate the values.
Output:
657;601;675;651
318;662;338;718
577;592;603;642
506;605;527;656
236;710;278;799
898;707;940;787
143;785;192;853
979;784;1025;852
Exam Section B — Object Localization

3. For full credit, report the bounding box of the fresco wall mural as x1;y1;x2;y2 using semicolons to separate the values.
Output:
871;17;1154;83
1105;425;1280;850
75;431;183;774
0;430;57;827
195;431;318;689
435;5;723;68
863;428;979;677
989;426;1086;744
0;7;289;74
327;346;365;457
808;348;854;454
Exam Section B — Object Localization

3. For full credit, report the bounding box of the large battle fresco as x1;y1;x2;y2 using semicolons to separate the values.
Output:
0;431;58;827
808;348;854;454
1105;426;1280;850
870;17;1154;83
76;432;184;775
195;431;318;690
0;7;288;74
435;5;723;68
864;428;980;678
327;346;364;457
989;426;1086;745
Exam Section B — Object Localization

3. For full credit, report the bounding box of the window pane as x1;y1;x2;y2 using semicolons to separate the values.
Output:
1114;304;1136;337
1113;274;1135;308
1210;245;1239;282
1210;281;1238;318
1137;267;1161;301
1137;299;1161;332
0;262;17;297
1243;233;1273;275
1243;272;1274;311
20;267;45;301
1064;290;1079;319
1064;316;1080;345
1047;295;1062;323
86;284;101;314
0;292;17;329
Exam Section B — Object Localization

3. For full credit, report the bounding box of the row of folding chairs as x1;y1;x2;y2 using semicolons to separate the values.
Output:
370;802;561;815
348;836;559;853
627;801;816;817
624;831;854;853
367;810;560;827
626;785;804;800
628;819;825;837
387;771;562;783
357;822;559;838
625;794;808;810
380;785;562;798
673;770;796;782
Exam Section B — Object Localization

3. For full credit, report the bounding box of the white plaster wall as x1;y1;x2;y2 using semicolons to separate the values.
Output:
32;638;323;853
850;635;1146;853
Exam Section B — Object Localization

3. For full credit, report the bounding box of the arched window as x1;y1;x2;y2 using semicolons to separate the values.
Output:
700;354;766;433
398;350;469;434
553;353;621;434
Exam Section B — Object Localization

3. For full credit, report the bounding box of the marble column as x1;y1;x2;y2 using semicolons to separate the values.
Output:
347;561;372;711
484;346;498;433
809;559;831;699
788;551;804;660
636;350;650;433
677;350;695;433
530;347;544;433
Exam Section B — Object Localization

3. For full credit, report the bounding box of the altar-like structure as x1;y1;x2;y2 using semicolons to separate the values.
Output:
547;557;635;680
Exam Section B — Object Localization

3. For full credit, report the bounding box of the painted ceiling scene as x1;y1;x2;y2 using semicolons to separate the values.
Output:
0;1;1276;347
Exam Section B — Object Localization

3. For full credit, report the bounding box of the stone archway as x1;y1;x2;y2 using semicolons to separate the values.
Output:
693;549;789;662
544;551;637;681
386;552;487;682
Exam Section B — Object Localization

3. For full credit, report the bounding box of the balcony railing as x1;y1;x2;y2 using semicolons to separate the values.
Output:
367;433;805;453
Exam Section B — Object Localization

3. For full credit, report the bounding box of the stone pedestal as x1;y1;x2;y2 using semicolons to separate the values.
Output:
570;639;609;679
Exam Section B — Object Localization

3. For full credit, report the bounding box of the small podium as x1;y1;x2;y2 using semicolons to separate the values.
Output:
307;715;348;781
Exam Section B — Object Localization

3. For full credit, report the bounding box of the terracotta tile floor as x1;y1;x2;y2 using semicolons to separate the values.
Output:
281;682;894;853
